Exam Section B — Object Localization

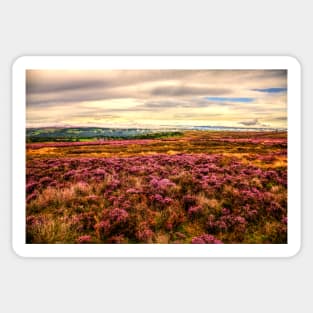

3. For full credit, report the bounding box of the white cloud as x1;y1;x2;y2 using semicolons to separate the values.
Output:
26;70;287;128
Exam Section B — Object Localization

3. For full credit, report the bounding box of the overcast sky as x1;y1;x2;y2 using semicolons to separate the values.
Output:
26;70;287;129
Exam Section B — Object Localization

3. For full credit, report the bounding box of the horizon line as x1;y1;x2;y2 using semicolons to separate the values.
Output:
26;124;287;131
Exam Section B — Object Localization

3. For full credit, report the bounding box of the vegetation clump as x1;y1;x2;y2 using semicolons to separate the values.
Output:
26;130;287;244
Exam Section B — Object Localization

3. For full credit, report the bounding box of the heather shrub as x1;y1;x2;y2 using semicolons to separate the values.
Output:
182;195;197;210
76;235;92;244
188;205;205;219
136;222;154;243
107;235;126;244
26;214;76;243
94;220;111;241
191;234;223;244
26;131;287;244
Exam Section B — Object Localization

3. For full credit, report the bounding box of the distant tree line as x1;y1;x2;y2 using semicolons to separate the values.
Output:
26;131;183;143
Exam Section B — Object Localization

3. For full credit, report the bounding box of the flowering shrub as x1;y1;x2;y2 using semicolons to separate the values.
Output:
221;208;230;215
94;220;111;240
126;188;141;194
191;234;223;244
188;205;204;217
26;131;287;244
108;208;129;224
75;212;96;232
182;195;197;210
107;235;125;244
136;222;154;243
76;235;92;244
163;197;173;205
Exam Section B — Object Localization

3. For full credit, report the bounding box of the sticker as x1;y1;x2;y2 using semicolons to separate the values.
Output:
12;56;301;257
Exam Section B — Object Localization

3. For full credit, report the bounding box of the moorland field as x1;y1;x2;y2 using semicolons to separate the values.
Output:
26;129;287;244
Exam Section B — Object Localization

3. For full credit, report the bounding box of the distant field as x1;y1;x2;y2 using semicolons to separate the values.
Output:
26;127;184;142
26;130;287;244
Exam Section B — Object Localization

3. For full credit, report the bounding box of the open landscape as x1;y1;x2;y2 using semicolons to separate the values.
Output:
26;128;287;244
26;69;288;244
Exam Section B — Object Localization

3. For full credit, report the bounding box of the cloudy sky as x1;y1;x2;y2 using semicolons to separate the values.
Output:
26;70;287;129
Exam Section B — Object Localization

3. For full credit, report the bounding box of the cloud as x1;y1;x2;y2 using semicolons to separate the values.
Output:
253;70;287;80
139;99;212;109
150;86;232;97
272;116;287;121
26;69;287;128
138;100;189;109
105;97;233;112
173;112;223;119
239;118;259;126
26;70;287;108
27;79;107;95
26;69;199;98
253;88;287;93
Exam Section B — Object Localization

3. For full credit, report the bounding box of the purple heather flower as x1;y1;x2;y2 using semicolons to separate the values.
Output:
221;208;230;215
191;234;223;244
109;208;129;223
76;235;92;244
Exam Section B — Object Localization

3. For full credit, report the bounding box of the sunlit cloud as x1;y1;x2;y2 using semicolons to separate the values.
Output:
26;70;287;129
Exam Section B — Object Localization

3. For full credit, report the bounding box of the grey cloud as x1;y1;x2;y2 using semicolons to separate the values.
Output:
270;116;287;121
255;70;287;79
27;79;107;95
228;70;287;82
26;70;196;96
27;91;113;106
26;69;286;108
106;98;232;113
26;85;138;107
144;98;234;108
26;69;287;128
37;86;232;108
141;99;212;109
150;86;231;97
239;118;259;126
102;99;207;113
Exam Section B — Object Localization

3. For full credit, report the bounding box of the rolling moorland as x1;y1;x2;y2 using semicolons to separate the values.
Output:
26;128;287;244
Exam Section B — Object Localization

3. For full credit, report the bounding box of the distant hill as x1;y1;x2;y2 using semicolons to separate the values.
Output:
26;127;183;142
26;126;286;142
185;125;284;132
